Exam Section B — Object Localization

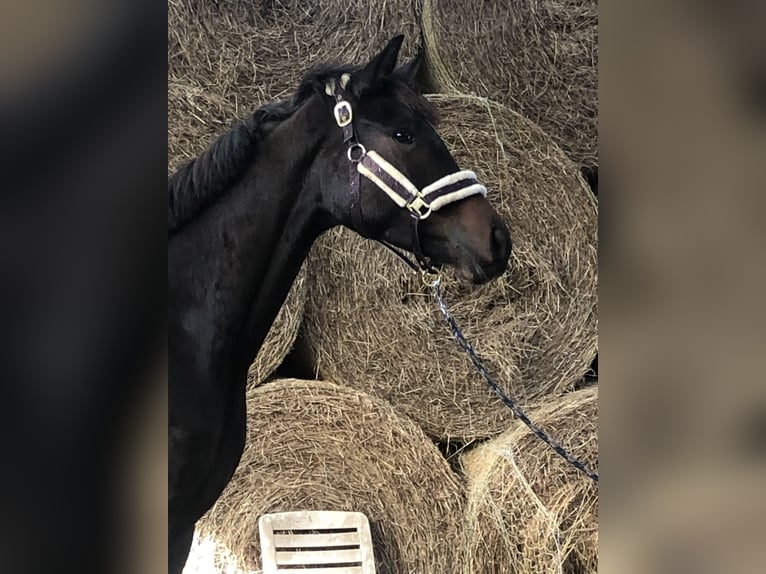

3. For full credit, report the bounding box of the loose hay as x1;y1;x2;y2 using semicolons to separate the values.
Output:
461;386;598;574
168;78;238;174
301;94;598;440
421;0;598;169
168;0;422;146
198;378;465;574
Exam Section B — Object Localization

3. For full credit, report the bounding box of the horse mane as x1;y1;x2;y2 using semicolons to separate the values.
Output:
168;64;438;234
167;100;294;233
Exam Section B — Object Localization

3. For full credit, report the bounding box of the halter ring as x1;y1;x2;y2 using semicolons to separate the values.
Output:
347;143;367;163
421;268;442;287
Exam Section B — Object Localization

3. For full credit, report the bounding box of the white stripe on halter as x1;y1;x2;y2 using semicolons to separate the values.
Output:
422;171;488;212
357;150;419;209
356;150;487;219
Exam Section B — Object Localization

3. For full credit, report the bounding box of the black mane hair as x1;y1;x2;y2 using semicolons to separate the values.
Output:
167;64;438;234
167;100;293;233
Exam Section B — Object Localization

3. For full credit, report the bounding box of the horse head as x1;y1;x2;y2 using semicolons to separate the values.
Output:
308;35;512;284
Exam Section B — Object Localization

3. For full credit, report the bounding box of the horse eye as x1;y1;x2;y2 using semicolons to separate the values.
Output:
392;130;414;144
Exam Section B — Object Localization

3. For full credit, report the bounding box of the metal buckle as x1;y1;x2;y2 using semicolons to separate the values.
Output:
334;101;353;127
421;268;442;287
407;195;432;219
347;143;366;163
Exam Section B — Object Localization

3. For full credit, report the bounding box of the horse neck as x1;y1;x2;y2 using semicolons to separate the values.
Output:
170;96;332;383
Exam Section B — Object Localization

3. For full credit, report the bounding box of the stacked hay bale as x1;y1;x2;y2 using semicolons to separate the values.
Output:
421;0;599;170
197;379;465;574
461;386;598;574
302;94;598;440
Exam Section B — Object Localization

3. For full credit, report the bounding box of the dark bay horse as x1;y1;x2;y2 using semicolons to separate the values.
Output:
168;35;511;572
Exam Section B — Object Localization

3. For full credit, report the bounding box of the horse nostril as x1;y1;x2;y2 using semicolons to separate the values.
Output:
490;222;511;262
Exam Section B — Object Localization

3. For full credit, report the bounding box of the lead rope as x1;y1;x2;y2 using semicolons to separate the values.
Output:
428;275;599;483
327;77;596;481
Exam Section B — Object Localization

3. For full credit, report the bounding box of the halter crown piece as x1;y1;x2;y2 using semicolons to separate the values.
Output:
326;77;488;221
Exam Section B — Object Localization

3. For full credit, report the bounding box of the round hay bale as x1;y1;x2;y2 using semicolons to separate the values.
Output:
198;378;465;573
245;268;308;387
168;79;237;173
461;386;598;574
168;0;422;117
301;94;598;440
421;0;598;169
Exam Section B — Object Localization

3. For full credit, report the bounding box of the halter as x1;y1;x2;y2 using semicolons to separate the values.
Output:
325;75;488;271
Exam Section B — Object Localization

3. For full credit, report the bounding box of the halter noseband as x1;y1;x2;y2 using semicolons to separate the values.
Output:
326;75;488;271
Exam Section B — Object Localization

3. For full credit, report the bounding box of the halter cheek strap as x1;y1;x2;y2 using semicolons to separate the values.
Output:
327;77;488;270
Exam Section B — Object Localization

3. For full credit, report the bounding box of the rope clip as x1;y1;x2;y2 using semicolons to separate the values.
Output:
421;267;441;288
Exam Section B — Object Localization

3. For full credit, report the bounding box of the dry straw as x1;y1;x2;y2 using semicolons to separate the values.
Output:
461;385;599;574
421;0;598;169
301;94;598;441
197;378;465;574
169;0;422;164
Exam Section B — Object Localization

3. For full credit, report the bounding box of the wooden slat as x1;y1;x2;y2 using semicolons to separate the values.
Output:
260;511;375;573
273;531;361;548
275;548;362;566
265;510;366;531
275;568;363;574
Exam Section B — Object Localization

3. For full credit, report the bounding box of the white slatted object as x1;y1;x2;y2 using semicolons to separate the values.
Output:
258;511;376;574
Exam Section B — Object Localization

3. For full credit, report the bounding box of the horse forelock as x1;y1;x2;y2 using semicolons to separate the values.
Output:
294;63;438;126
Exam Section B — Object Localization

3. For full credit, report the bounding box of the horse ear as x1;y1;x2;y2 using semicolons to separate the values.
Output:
392;51;424;90
351;34;405;98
